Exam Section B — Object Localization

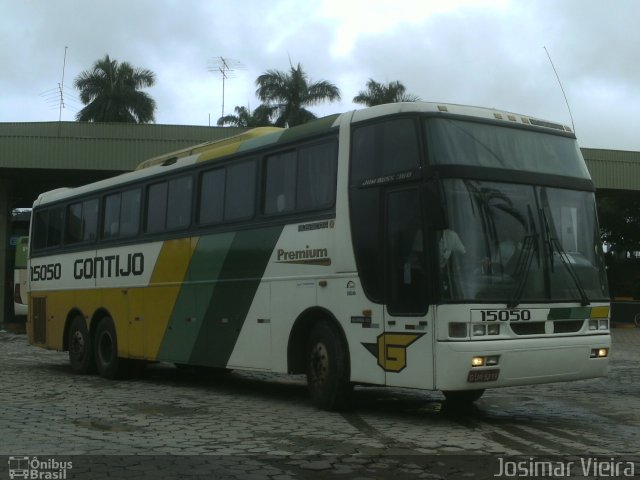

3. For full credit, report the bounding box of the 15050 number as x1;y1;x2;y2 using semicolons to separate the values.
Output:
480;309;531;322
30;263;62;281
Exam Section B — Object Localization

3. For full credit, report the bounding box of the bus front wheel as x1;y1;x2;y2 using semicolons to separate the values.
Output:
306;321;353;411
67;315;95;374
94;317;126;379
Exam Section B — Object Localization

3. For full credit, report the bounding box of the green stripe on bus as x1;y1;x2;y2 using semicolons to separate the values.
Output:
188;225;283;367
547;307;591;320
157;233;235;363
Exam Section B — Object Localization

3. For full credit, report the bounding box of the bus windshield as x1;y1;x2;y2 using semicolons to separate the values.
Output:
438;179;609;304
425;118;591;179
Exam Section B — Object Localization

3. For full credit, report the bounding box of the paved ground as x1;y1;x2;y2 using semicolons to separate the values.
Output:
1;323;638;479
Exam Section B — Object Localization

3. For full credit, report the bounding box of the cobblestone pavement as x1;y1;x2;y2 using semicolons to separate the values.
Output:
1;324;638;479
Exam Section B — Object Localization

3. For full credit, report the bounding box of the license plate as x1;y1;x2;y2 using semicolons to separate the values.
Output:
467;369;500;383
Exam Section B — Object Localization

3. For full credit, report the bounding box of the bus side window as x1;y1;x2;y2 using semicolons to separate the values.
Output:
265;151;296;215
199;168;225;224
146;182;168;233
103;193;121;239
166;176;193;230
32;207;64;250
66;198;98;244
103;189;141;239
120;189;141;237
297;141;337;211
225;161;256;221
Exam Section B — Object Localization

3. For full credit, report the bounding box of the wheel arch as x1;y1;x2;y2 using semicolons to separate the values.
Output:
287;307;349;374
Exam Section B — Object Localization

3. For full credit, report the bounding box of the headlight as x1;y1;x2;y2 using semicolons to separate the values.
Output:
471;356;485;367
590;348;609;358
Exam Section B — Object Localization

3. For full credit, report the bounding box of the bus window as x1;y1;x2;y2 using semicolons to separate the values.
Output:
265;151;296;214
199;169;225;224
225;161;256;221
351;118;420;185
146;182;168;233
296;142;337;211
386;188;427;315
166;176;193;230
66;198;98;244
32;206;64;250
103;189;141;239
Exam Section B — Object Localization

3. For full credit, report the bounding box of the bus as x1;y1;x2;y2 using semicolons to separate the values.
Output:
13;236;29;320
27;102;610;410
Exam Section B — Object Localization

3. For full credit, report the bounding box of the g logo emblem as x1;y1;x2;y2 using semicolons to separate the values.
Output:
363;333;423;372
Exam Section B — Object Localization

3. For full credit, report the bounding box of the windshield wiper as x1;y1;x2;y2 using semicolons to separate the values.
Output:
507;233;538;309
541;209;590;306
507;206;540;309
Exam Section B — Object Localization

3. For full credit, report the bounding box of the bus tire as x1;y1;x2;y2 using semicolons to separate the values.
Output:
67;315;95;374
306;321;353;411
94;317;126;379
443;389;485;404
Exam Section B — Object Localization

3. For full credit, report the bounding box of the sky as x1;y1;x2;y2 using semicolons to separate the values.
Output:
1;0;638;151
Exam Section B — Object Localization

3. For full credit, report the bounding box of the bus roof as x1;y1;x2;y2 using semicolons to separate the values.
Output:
350;102;574;134
32;103;573;207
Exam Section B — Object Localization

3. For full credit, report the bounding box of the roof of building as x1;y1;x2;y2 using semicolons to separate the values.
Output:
0;121;246;171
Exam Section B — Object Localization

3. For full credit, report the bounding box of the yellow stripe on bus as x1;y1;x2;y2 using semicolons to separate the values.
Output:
133;238;198;360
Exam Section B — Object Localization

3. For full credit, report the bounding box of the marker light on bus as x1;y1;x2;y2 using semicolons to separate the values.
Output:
486;355;500;366
449;323;468;338
588;319;609;331
472;324;500;336
472;324;486;336
590;348;609;358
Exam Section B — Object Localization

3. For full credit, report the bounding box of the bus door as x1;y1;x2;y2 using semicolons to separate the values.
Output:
383;187;435;390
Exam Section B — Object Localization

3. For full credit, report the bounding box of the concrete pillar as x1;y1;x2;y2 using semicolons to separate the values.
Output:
0;177;9;323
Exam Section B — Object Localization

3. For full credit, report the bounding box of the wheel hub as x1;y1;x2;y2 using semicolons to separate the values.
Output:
310;342;329;385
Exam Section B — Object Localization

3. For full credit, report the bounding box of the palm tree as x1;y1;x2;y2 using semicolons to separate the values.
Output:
255;63;341;127
353;79;420;106
74;54;156;123
217;105;274;127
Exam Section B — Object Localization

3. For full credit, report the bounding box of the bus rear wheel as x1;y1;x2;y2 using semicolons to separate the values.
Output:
67;315;95;374
306;321;352;411
94;317;126;379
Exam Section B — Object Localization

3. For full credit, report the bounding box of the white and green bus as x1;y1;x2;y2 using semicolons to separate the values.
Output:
27;103;610;410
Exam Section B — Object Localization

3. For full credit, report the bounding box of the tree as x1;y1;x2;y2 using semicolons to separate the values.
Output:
353;79;420;106
217;105;274;127
255;63;341;127
74;54;156;123
598;191;640;255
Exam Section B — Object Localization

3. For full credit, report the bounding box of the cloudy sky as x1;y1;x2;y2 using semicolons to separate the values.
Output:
1;0;638;151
